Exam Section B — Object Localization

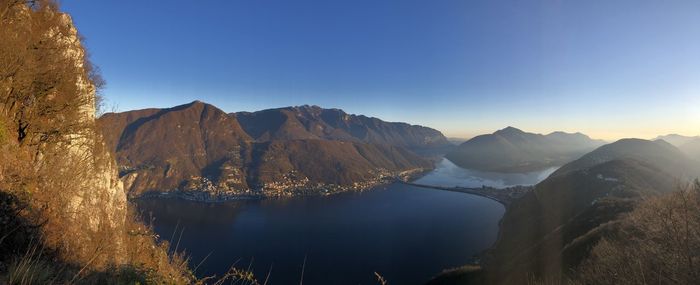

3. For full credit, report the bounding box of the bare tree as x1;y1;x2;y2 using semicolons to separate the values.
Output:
0;0;99;151
573;182;700;285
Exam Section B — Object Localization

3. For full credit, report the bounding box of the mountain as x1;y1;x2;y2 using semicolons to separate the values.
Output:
245;139;430;187
551;138;695;178
444;127;605;172
477;139;700;284
99;101;253;196
234;105;450;150
655;134;700;160
678;138;700;160
654;134;699;146
446;137;468;145
98;101;439;197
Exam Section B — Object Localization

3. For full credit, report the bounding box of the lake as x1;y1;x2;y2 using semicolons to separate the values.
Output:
414;158;558;188
136;159;554;284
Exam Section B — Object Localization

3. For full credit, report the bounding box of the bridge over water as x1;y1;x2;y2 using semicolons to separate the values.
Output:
398;180;533;206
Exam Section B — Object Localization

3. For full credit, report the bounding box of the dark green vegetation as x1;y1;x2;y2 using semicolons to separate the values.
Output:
98;102;445;197
431;138;700;284
445;127;605;172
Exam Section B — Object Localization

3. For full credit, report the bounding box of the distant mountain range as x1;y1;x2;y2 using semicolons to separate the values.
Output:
98;101;448;198
655;134;700;159
440;138;700;284
444;127;606;172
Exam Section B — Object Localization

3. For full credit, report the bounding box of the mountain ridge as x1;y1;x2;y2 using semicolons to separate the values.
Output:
98;101;444;198
232;104;450;149
551;138;695;178
445;126;605;172
478;138;699;284
654;134;700;160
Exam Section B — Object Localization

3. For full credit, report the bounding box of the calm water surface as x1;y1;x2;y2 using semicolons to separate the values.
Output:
415;158;558;188
136;160;553;284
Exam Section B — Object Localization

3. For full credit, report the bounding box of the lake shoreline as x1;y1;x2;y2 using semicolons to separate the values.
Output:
136;180;506;285
129;158;557;204
134;159;554;284
131;168;434;203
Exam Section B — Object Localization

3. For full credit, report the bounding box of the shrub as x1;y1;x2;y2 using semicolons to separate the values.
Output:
573;182;700;284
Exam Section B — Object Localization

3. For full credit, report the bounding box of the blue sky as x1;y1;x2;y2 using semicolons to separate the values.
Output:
61;0;700;140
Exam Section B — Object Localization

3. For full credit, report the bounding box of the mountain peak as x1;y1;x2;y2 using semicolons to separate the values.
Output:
654;134;700;147
495;126;524;135
447;127;605;172
164;100;225;114
188;100;206;106
179;100;212;110
293;104;322;110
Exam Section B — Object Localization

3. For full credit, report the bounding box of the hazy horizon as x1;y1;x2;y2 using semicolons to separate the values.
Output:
62;0;700;141
104;99;698;142
5;2;700;285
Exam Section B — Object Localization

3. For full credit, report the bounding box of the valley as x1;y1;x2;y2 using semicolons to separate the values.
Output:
2;1;698;284
93;101;700;285
137;157;544;285
100;101;700;284
429;137;700;285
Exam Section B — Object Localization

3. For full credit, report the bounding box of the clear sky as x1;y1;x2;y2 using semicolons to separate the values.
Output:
61;0;700;140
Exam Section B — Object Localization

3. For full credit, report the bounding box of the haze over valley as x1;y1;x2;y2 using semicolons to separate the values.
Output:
96;99;700;284
2;1;700;285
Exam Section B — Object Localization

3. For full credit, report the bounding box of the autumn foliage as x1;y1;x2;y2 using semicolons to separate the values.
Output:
0;1;193;283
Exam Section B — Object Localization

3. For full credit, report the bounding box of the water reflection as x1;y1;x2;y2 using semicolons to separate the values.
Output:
137;183;504;285
415;158;557;188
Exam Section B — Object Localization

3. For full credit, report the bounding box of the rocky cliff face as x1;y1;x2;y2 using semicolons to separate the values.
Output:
52;13;128;265
1;3;190;281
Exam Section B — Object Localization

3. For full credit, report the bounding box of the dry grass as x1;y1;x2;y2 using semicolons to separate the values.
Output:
524;181;700;285
572;182;700;285
374;272;388;285
0;1;196;283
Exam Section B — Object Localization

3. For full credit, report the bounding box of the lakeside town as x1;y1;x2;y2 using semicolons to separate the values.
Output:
138;167;431;202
